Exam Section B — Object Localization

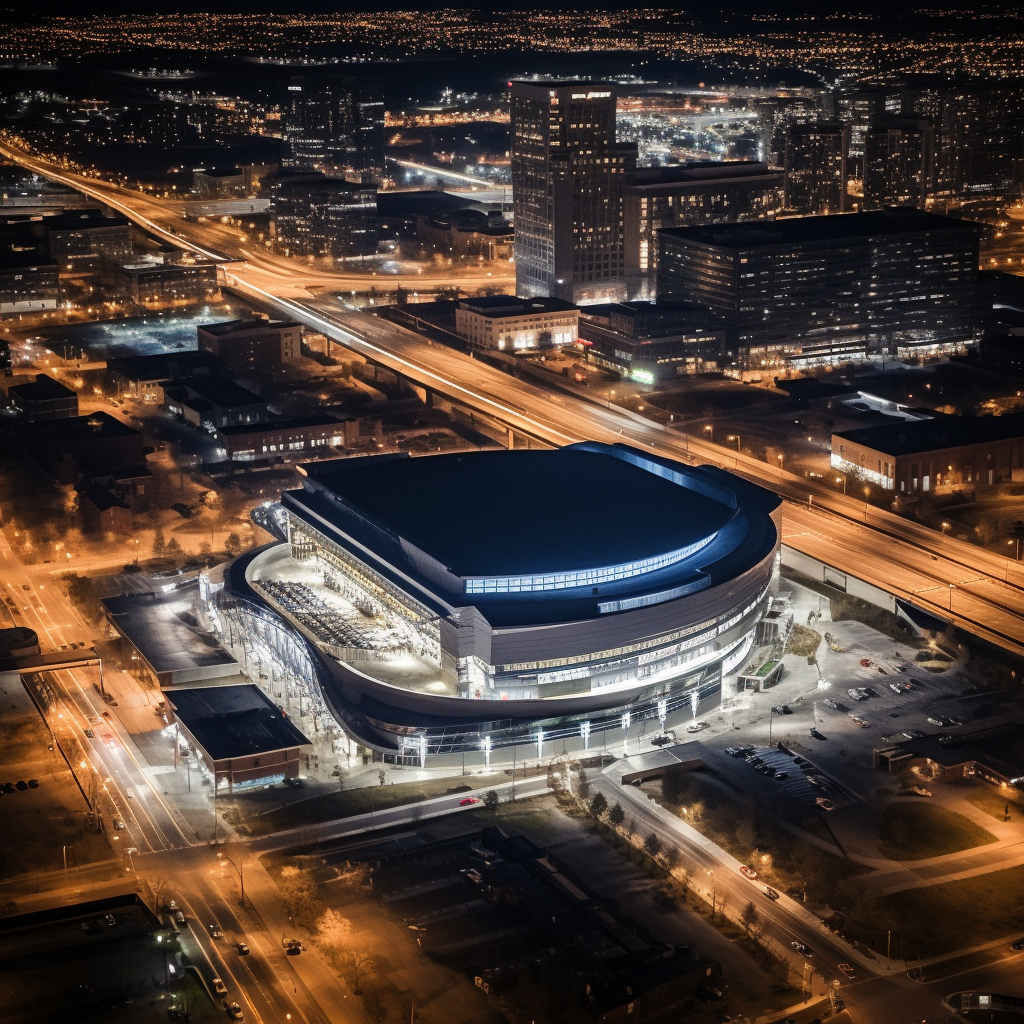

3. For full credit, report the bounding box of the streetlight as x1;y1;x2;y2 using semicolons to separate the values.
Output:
768;706;776;745
863;485;870;521
948;583;955;612
727;434;741;452
776;453;784;470
835;475;847;495
217;851;245;907
703;424;713;443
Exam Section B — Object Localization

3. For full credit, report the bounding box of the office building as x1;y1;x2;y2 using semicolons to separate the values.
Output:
510;81;636;304
863;120;935;209
197;318;302;372
657;209;982;366
285;75;385;183
415;208;513;261
270;175;377;259
0;255;58;315
454;295;579;351
117;256;220;308
831;413;1024;492
8;373;78;421
221;442;781;762
783;123;849;215
45;210;133;275
578;301;726;383
623;162;784;301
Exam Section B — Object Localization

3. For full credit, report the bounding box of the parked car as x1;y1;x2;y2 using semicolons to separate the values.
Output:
1010;937;1024;950
227;1001;244;1020
762;887;780;900
791;941;810;955
686;721;709;733
771;705;792;715
774;771;789;781
212;978;227;996
739;865;758;880
815;797;836;811
458;797;480;806
837;963;856;979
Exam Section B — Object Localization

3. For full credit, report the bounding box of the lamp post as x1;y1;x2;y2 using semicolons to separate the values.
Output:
703;424;713;444
727;434;741;452
768;706;776;746
621;712;631;756
948;583;955;612
217;851;245;907
863;485;870;521
835;475;847;495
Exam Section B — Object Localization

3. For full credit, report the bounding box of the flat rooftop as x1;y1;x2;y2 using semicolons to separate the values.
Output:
199;318;300;336
101;589;239;682
661;209;983;249
835;413;1024;457
108;351;221;381
168;684;309;760
217;414;341;436
168;374;265;409
9;373;76;401
458;295;577;318
27;411;138;442
298;447;734;577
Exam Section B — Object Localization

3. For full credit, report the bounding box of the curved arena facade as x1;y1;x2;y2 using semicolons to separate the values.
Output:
220;442;782;764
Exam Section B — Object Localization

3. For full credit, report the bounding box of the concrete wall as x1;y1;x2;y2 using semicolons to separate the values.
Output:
781;544;896;613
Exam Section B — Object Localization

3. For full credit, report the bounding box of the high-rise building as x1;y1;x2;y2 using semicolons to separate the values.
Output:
623;161;785;300
285;75;385;183
657;209;981;366
862;120;935;210
510;80;636;304
783;123;849;215
270;174;378;259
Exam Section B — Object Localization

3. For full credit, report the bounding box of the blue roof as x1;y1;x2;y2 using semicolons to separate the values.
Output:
298;445;733;578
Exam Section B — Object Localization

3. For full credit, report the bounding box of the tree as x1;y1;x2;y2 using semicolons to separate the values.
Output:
578;767;590;803
483;789;499;811
609;802;625;827
344;948;376;995
152;527;166;557
166;537;182;554
625;816;637;840
589;791;608;818
644;832;662;858
316;907;352;949
741;900;760;936
663;845;680;872
225;531;242;554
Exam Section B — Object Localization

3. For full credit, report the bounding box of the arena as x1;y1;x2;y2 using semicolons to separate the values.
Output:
219;442;782;764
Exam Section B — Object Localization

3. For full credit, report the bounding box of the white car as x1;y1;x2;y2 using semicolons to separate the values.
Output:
685;721;708;733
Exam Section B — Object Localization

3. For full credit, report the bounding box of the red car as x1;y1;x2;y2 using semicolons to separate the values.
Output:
459;797;480;807
739;865;758;881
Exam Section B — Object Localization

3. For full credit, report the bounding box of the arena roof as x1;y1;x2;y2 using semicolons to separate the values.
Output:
298;446;735;578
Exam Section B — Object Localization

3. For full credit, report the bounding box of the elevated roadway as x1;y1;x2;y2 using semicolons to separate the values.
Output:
4;140;1023;657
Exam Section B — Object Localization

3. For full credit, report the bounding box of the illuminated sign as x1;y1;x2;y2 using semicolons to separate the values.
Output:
630;369;656;385
570;91;611;99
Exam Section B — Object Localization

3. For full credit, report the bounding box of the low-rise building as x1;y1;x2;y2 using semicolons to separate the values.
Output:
80;481;133;535
454;295;578;351
101;590;239;689
0;255;58;316
117;256;220;308
831;413;1024;492
8;373;78;421
978;336;1024;377
197;318;302;372
45;209;133;275
167;684;310;792
577;301;726;382
108;350;222;400
214;414;349;463
163;374;268;430
415;208;513;261
20;412;145;484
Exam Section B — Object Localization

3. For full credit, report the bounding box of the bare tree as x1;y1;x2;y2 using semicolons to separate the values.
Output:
345;948;376;995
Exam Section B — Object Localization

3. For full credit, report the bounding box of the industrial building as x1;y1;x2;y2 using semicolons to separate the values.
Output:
214;415;349;463
117;256;220;308
216;442;781;762
163;374;268;430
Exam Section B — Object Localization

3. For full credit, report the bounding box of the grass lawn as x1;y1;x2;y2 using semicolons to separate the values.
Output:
847;864;1024;956
239;772;519;836
963;784;1024;823
876;801;997;861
